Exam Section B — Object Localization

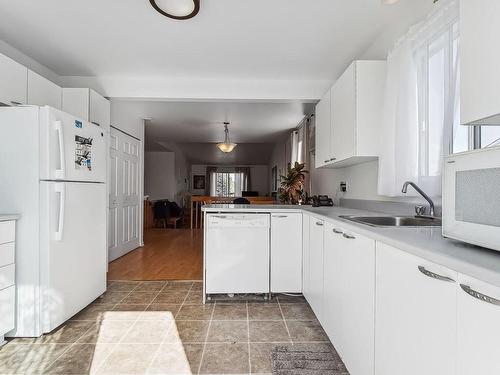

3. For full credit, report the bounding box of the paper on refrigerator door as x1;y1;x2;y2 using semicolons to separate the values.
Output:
74;135;93;171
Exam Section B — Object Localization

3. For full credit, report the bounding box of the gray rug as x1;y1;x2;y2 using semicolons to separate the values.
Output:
271;344;349;375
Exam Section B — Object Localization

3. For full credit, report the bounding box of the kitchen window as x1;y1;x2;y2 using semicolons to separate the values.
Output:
209;170;249;197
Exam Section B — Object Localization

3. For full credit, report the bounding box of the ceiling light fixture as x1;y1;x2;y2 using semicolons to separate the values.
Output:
217;122;237;153
149;0;200;20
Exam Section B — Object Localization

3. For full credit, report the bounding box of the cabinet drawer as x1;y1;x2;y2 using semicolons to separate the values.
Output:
0;286;15;335
0;264;15;290
0;221;15;245
0;242;15;268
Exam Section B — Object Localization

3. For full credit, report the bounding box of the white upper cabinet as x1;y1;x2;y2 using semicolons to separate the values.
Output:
315;89;332;168
0;53;27;106
270;213;302;293
457;274;500;375
27;70;62;109
461;0;500;125
315;60;386;168
62;88;111;129
375;242;457;375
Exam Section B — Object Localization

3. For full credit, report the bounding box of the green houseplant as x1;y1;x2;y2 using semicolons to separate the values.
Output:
278;162;308;204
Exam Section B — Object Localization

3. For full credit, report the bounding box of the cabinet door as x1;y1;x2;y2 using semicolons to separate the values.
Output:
0;286;15;336
307;217;324;322
302;213;311;299
331;63;356;162
322;223;343;345
271;213;302;293
457;274;500;375
0;53;27;106
89;89;111;130
315;89;332;168
27;70;62;109
461;0;500;125
375;242;457;375
62;88;90;121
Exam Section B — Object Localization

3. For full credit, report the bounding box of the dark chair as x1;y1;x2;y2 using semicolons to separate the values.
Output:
153;200;170;228
233;197;251;204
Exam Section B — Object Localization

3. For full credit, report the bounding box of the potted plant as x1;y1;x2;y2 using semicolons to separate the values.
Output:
278;162;308;204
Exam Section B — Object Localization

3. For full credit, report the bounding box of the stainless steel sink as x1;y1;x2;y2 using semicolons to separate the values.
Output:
339;215;442;227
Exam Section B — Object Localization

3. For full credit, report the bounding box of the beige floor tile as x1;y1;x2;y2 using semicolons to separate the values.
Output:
249;343;278;374
147;343;203;374
0;343;70;374
249;321;291;343
109;304;147;320
184;290;203;304
164;320;210;343
153;291;188;304
121;291;158;304
207;321;249;343
176;304;214;320
191;281;204;291
122;320;173;344
276;294;307;304
94;291;130;305
77;320;135;344
212;303;248;320
163;281;194;291
286;320;330;342
280;303;317;321
248;304;283;321
134;281;167;292
96;343;158;374
199;343;250;374
40;320;95;344
107;281;140;292
72;304;116;321
44;343;114;374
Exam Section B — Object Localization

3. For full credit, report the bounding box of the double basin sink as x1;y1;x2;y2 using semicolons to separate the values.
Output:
340;215;442;227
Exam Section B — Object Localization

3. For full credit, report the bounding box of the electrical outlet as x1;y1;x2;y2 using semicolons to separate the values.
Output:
340;181;347;192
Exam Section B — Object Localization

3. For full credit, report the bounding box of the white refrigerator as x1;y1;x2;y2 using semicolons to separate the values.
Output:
0;106;107;337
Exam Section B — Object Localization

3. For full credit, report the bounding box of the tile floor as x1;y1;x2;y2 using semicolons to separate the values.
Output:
0;281;344;375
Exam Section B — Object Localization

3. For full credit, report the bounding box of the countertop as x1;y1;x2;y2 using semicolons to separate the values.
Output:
0;215;20;222
202;204;500;288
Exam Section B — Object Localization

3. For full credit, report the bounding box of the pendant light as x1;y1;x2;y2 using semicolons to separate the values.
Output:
149;0;200;20
217;122;237;153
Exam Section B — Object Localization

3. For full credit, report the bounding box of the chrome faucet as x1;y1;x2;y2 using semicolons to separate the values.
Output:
402;181;436;217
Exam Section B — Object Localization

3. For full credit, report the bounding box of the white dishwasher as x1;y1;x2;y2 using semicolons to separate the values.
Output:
205;213;270;295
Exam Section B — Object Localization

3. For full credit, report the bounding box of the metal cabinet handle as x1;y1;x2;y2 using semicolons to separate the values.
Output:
460;284;500;307
330;157;337;161
343;233;356;239
324;160;330;163
91;121;101;127
10;101;22;105
211;215;227;219
332;228;343;234
418;266;455;283
315;221;324;226
273;215;288;218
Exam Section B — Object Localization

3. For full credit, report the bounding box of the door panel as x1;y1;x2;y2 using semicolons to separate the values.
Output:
40;181;106;333
108;128;141;262
308;217;324;322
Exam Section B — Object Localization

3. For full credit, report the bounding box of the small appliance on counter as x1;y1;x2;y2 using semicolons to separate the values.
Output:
443;146;500;251
311;195;334;207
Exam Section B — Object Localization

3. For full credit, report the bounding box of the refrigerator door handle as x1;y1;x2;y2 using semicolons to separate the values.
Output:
54;183;65;241
54;120;66;180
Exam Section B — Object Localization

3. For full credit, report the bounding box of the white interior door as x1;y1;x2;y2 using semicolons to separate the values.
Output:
108;127;141;262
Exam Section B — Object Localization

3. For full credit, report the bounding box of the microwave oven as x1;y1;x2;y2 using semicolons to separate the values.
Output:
443;146;500;251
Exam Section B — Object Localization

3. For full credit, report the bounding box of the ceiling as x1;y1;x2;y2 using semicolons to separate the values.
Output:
0;0;432;82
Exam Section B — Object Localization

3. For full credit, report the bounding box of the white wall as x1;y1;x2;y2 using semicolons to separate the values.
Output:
191;164;270;196
144;151;176;201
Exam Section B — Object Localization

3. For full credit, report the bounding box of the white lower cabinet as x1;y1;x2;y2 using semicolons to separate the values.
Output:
324;224;375;375
308;217;325;322
375;242;457;375
0;220;16;345
302;214;311;299
457;274;500;375
271;213;302;293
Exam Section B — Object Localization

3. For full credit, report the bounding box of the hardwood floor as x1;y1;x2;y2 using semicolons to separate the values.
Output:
108;228;203;281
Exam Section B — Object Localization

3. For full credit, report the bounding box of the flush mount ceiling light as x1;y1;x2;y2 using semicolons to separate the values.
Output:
217;122;237;153
149;0;200;20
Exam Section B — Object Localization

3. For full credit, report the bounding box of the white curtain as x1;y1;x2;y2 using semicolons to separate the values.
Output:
377;39;419;196
377;0;459;197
